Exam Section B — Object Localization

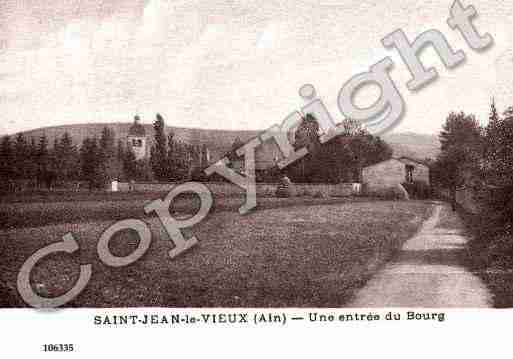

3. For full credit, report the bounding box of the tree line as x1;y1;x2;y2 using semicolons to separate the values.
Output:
431;100;513;196
0;113;394;190
431;100;513;270
0;114;208;191
287;115;393;183
226;114;394;184
149;113;209;182
0;127;130;190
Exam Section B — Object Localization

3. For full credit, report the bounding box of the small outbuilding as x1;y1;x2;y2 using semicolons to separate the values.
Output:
362;156;429;192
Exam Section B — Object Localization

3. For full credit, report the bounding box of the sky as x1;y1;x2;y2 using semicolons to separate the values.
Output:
0;0;512;135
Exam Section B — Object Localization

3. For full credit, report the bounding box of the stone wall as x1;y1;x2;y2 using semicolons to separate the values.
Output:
293;183;360;197
116;181;361;197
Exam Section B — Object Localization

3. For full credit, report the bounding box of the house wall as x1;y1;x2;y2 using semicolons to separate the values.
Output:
362;159;406;192
363;158;430;193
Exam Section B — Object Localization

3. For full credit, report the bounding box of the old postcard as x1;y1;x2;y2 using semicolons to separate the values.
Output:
1;0;512;357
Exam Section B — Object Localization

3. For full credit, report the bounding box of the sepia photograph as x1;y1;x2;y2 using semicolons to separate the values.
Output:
0;0;512;356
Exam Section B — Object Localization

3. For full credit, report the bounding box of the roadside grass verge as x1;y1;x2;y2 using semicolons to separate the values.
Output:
0;200;432;307
454;205;513;308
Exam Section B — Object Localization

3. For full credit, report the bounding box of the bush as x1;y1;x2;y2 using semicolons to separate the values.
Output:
464;189;513;268
302;188;312;196
275;176;295;198
313;190;329;198
190;167;208;182
486;233;513;269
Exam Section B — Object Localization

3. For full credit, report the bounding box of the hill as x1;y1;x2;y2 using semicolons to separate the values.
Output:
15;123;440;165
382;132;440;161
18;123;274;168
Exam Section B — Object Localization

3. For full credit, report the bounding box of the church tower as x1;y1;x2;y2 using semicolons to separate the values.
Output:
127;115;147;160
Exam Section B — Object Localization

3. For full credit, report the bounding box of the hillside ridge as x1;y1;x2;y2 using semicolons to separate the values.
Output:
14;123;441;162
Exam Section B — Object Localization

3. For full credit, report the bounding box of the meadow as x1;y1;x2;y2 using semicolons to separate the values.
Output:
1;190;366;229
0;192;432;307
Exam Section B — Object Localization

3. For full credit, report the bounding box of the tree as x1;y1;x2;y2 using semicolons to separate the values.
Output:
54;132;79;184
488;105;513;187
150;113;168;180
489;98;500;128
227;137;244;163
361;134;394;166
283;114;393;183
191;144;210;182
347;133;393;182
166;131;176;180
13;133;28;181
288;113;321;182
0;136;13;191
224;137;245;174
122;147;138;181
433;111;483;192
37;134;54;188
295;113;321;152
430;151;460;191
26;137;39;188
99;126;117;180
484;99;502;184
439;111;482;154
116;139;126;180
168;139;190;181
99;127;115;156
340;118;366;136
80;137;106;189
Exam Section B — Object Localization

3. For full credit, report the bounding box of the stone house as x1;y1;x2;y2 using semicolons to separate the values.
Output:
362;156;430;192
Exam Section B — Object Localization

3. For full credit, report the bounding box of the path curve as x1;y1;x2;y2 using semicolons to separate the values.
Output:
348;203;492;307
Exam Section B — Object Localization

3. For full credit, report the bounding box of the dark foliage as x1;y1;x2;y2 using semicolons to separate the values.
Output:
285;115;393;183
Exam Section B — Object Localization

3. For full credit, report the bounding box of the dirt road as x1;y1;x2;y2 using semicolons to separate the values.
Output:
348;203;492;307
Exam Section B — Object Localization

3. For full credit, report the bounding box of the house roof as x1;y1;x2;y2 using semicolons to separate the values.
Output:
363;158;400;169
396;156;428;166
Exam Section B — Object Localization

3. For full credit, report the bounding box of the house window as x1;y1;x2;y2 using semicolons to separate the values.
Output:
405;164;414;183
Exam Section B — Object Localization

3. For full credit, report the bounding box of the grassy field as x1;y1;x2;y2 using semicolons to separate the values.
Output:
0;190;376;229
0;197;433;307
